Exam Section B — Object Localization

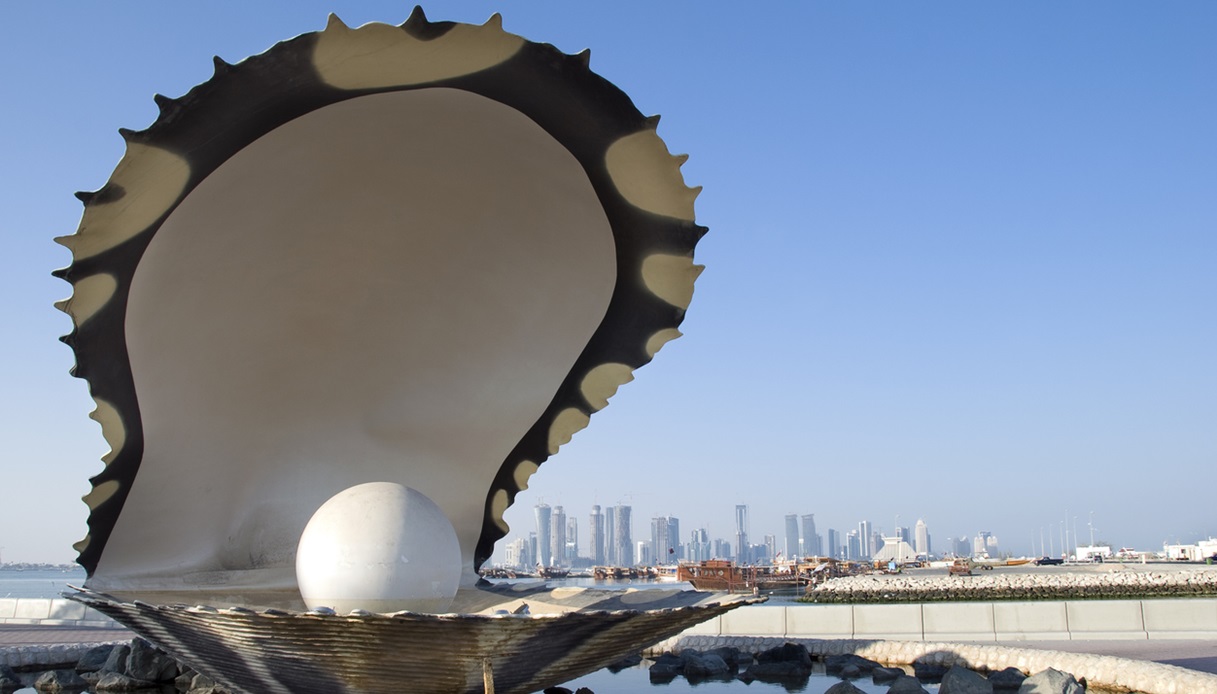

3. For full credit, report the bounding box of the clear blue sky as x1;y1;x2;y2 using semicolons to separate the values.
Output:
1;3;1213;564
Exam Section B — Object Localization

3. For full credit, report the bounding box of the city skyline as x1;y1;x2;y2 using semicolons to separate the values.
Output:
490;499;1147;567
3;3;1214;564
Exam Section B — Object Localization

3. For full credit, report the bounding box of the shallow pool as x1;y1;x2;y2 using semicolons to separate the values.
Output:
558;662;940;693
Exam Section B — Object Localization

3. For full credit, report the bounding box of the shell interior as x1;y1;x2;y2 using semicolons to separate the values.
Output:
57;11;705;606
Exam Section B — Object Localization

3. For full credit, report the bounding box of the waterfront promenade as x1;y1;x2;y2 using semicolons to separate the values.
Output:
3;621;1216;676
4;563;1216;685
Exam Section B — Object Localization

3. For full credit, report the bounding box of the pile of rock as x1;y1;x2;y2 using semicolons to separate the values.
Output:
2;638;229;693
658;635;1217;694
642;642;1088;693
806;569;1217;603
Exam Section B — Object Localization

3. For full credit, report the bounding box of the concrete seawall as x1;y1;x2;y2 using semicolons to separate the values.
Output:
8;595;1216;639
681;598;1217;641
0;598;120;629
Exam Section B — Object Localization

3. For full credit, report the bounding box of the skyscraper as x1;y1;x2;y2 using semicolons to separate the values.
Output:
826;528;840;560
953;536;970;558
614;504;632;566
914;519;929;557
666;516;680;563
974;531;996;557
784;514;799;560
689;528;709;561
565;515;578;563
505;537;526;567
713;538;730;560
858;520;872;559
535;503;552;567
735;504;749;564
650;516;680;565
605;506;617;565
550;506;566;567
801;514;819;556
847;530;859;560
590;505;605;564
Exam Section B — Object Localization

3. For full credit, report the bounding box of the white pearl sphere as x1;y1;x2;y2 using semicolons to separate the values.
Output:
295;482;462;614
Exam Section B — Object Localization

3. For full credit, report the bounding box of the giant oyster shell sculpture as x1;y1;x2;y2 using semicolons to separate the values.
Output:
57;9;757;694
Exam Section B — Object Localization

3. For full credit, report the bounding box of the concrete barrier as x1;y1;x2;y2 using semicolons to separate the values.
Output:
9;595;1215;640
787;603;852;637
682;597;1217;642
1066;599;1146;639
1142;598;1217;639
0;598;119;629
923;602;995;641
993;601;1068;640
721;605;785;636
852;603;921;640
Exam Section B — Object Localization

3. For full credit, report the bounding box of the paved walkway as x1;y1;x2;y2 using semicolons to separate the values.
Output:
994;639;1217;676
3;625;1215;676
0;625;130;646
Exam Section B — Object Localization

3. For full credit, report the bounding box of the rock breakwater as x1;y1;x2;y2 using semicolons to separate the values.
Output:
804;570;1217;603
659;636;1217;694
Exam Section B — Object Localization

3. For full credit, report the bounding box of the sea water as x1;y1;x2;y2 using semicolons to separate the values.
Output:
0;568;86;599
561;663;941;693
6;664;940;694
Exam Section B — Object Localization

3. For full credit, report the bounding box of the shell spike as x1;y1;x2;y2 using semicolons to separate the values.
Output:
152;93;176;113
404;5;429;29
644;114;661;130
117;127;139;142
50;264;70;279
212;55;232;77
483;13;503;30
53;298;70;314
574;48;591;67
673;153;690;166
689;184;704;200
325;13;349;31
74;190;98;204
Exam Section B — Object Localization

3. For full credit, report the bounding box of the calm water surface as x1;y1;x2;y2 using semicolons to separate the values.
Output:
0;568;86;599
8;665;940;694
564;664;940;693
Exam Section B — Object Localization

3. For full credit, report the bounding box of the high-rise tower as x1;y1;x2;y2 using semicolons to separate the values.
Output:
914;518;929;557
565;515;578;563
550;505;567;567
614;504;632;566
590;505;605;564
783;514;799;560
801;514;818;556
605;506;617;565
535;503;552;567
735;504;749;564
651;516;680;565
